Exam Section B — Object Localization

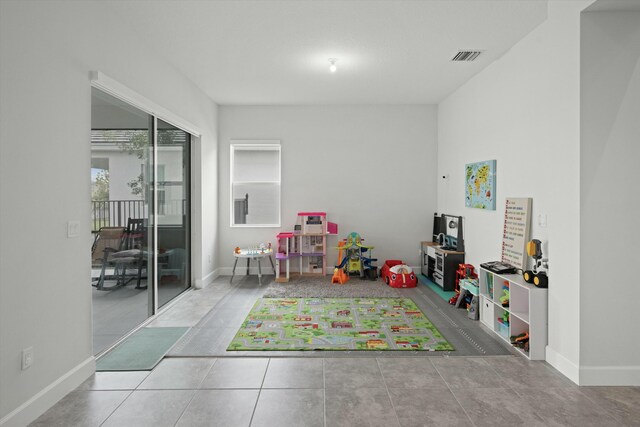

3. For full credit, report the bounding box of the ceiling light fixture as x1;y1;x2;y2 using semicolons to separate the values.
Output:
328;58;337;73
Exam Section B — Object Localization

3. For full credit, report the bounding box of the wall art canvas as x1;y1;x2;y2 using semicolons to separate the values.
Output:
465;160;496;210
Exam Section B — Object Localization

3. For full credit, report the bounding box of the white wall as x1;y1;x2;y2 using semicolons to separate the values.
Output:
0;1;218;425
438;0;592;383
218;106;438;273
580;10;640;385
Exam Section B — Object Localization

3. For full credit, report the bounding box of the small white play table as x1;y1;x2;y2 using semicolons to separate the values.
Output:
230;248;275;285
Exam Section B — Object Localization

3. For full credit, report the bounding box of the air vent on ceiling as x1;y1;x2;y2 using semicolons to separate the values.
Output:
451;51;482;62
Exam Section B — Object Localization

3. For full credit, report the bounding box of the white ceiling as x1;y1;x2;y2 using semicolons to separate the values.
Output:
106;0;549;105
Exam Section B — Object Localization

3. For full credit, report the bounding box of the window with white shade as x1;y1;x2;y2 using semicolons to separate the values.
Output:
230;141;281;227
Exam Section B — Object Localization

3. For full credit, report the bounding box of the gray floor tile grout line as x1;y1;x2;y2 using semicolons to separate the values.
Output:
376;357;403;427
481;356;529;396
322;358;327;427
196;358;219;389
430;358;478;427
248;358;271;427
555;387;621;425
480;357;527;399
98;389;135;427
153;359;218;427
171;389;199;427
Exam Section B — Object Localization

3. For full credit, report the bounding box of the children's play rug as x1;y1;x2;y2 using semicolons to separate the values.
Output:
227;298;453;351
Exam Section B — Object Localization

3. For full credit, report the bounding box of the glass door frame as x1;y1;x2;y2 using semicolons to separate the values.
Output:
91;74;197;317
149;118;193;313
152;118;192;311
151;116;159;314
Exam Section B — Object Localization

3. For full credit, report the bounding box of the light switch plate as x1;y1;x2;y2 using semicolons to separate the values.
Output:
538;214;547;228
67;220;80;238
22;347;34;370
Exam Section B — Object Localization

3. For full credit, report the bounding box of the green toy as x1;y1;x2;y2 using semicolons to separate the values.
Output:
500;310;509;325
499;282;510;307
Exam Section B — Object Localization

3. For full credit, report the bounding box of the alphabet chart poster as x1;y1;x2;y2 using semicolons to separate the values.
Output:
501;198;532;269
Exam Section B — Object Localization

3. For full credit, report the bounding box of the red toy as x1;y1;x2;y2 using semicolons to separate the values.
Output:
449;264;478;305
380;260;417;288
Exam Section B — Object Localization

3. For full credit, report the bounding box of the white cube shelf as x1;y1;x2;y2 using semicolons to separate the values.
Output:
479;267;548;360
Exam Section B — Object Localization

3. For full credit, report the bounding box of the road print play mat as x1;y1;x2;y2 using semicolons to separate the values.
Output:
227;298;454;351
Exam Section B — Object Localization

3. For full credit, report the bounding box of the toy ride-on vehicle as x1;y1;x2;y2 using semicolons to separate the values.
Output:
523;239;548;288
380;260;417;288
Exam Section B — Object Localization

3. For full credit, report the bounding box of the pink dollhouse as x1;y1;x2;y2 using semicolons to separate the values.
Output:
275;212;338;282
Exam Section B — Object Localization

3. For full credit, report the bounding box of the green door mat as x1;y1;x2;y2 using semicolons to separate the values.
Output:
228;298;453;351
97;327;189;371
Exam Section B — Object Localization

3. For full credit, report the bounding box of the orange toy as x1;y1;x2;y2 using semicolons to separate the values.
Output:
331;268;349;284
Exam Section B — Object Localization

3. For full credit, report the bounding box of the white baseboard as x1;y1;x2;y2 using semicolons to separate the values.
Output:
194;269;218;289
579;365;640;386
217;266;278;276
545;345;579;385
0;356;95;427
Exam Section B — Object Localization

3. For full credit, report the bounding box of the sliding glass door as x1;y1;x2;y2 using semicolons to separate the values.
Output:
90;89;191;355
156;119;190;308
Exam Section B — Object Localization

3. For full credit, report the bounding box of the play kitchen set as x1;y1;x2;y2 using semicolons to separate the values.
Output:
421;213;465;292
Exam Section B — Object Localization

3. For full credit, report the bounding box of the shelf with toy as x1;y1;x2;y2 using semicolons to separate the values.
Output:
494;306;510;342
509;283;529;323
510;316;530;356
479;267;547;360
479;268;494;299
480;296;494;327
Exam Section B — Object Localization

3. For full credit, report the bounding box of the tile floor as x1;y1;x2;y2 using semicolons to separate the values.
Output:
31;356;640;426
32;276;640;426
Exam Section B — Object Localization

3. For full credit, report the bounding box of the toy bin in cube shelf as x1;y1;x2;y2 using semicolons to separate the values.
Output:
497;322;509;340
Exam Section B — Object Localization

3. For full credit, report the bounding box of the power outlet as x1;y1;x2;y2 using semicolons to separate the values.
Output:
208;254;213;265
22;347;34;370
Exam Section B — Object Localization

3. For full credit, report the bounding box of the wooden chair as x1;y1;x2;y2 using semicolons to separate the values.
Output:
93;218;147;290
91;227;125;268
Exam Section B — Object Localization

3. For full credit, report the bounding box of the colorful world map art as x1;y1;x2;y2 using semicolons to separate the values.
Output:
465;160;496;210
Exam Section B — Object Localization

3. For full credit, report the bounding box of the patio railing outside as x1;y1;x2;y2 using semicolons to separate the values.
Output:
92;200;146;232
91;199;185;231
